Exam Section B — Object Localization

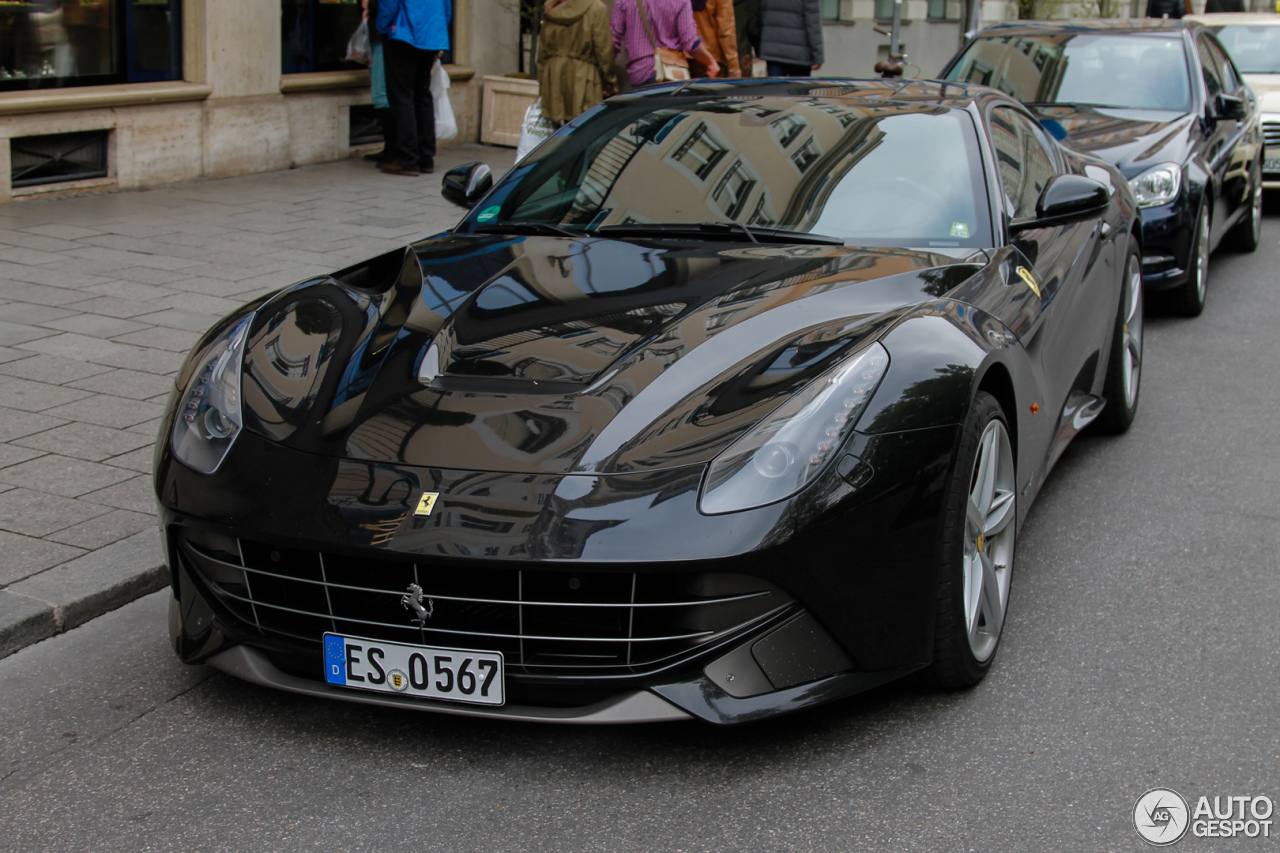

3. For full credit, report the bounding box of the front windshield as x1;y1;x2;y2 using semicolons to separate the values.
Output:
945;33;1192;112
464;95;993;249
1212;25;1280;74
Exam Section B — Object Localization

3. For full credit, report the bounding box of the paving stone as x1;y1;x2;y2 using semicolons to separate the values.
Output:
0;531;86;586
19;223;105;240
0;232;75;253
0;407;69;442
0;354;114;384
0;488;111;536
39;394;165;429
17;333;182;375
0;444;45;469
132;308;226;333
127;417;164;436
0;454;136;497
6;529;165;633
0;377;94;412
13;422;152;462
81;281;179;303
0;347;30;363
43;508;156;550
67;295;158;319
80;475;154;514
0;247;64;266
0;267;113;293
0;591;56;660
41;314;150;339
109;326;201;353
0;304;78;325
103;446;154;474
0;320;58;347
65;368;173;400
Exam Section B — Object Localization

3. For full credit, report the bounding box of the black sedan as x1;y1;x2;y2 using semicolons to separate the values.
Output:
157;80;1141;724
942;19;1264;317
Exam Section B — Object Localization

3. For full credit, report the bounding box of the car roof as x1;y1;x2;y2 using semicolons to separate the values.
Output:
974;18;1201;36
1186;12;1280;25
625;77;1008;112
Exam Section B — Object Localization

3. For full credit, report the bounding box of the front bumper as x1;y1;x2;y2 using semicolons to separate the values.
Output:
158;421;958;723
1136;199;1197;291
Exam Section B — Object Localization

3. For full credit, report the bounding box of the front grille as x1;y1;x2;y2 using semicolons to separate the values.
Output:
178;530;791;677
1265;119;1280;152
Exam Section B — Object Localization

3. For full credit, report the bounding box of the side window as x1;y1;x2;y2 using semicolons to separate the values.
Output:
1197;36;1225;100
1205;36;1242;93
989;107;1059;221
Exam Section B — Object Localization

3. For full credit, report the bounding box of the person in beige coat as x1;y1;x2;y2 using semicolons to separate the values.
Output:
537;0;617;125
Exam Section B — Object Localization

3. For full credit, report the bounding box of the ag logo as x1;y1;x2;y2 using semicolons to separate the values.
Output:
387;669;409;692
1134;788;1190;846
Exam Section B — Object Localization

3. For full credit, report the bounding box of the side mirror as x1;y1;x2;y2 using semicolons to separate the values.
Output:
1213;93;1247;122
442;162;494;209
1010;174;1109;233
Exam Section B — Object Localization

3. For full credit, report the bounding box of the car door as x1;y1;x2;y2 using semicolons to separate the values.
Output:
986;106;1113;456
1196;31;1248;246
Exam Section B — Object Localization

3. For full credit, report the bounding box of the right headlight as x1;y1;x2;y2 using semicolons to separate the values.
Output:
1127;162;1182;208
699;343;890;515
170;315;253;475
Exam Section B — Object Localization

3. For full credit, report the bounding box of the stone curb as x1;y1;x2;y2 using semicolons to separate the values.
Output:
0;529;166;660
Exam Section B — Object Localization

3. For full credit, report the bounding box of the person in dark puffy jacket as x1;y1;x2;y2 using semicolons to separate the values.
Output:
759;0;823;77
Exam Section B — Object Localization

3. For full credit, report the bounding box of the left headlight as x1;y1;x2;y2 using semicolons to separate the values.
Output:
171;315;253;475
1127;162;1182;208
699;343;890;515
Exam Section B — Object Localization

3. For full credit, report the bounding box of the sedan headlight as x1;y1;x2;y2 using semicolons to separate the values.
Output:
699;343;890;515
171;316;252;474
1127;163;1182;208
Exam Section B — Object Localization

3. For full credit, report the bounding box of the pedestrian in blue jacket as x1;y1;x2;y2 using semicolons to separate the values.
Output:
376;0;452;175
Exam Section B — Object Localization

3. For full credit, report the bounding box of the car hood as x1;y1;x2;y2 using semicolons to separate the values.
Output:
1030;104;1197;180
237;233;984;475
1245;75;1280;113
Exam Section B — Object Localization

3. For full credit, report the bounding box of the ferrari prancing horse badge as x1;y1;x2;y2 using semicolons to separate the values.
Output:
414;492;439;517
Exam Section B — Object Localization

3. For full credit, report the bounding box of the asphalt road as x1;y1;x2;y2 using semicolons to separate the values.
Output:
1;211;1278;853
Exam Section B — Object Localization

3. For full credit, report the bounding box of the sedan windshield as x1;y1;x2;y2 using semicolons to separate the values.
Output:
464;94;993;249
945;33;1193;112
1211;25;1280;74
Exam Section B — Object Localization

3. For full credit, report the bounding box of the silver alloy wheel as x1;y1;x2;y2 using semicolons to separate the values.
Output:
1121;253;1144;410
963;419;1016;662
1194;205;1210;303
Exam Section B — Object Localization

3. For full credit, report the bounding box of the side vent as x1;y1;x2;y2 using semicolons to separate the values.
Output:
11;131;110;189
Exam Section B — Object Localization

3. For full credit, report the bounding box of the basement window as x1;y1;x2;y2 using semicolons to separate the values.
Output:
11;131;110;189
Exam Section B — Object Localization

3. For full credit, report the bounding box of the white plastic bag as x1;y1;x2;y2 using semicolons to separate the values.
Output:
430;60;458;140
515;99;556;163
345;19;370;66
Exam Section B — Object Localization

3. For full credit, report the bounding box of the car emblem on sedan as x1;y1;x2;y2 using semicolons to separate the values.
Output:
401;583;434;625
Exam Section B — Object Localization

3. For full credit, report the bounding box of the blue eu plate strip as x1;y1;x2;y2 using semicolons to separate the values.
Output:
323;634;347;685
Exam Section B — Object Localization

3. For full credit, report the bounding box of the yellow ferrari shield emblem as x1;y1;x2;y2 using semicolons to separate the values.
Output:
414;492;439;517
1017;266;1041;298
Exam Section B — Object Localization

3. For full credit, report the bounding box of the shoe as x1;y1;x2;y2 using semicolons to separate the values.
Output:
421;161;435;174
380;163;419;177
363;150;388;163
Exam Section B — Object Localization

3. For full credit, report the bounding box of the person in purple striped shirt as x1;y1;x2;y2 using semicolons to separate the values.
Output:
611;0;721;88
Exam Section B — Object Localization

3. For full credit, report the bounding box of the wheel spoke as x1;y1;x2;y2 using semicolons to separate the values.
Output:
979;552;1004;637
972;428;998;515
984;489;1015;537
966;554;984;640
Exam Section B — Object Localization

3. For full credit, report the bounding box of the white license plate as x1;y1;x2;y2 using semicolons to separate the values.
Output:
1264;157;1280;173
323;633;504;706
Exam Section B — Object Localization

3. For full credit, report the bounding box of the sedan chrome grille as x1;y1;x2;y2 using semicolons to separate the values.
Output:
1265;120;1280;152
177;530;791;676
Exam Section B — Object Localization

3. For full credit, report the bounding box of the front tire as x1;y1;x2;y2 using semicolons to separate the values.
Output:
920;391;1016;689
1093;245;1143;435
1167;202;1210;317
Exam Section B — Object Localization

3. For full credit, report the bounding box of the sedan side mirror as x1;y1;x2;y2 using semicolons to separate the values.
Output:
1213;93;1247;122
1009;174;1109;234
442;162;494;209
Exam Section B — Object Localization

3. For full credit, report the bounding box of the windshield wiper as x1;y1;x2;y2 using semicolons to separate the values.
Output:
595;222;843;245
473;222;583;238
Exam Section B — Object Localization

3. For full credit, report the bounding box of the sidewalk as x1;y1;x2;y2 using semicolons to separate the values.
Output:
0;144;517;658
